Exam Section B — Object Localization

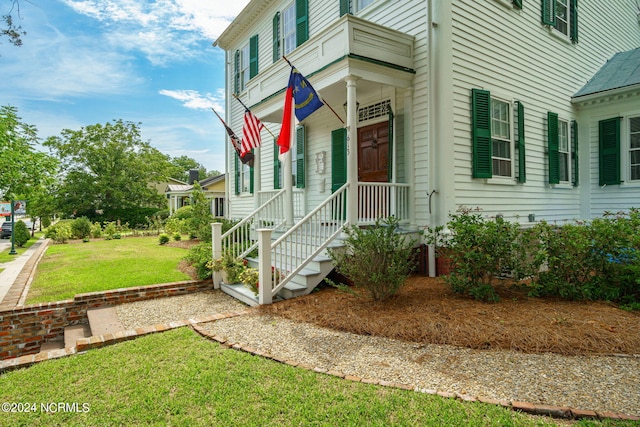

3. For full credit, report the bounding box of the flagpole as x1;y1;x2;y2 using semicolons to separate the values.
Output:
232;94;277;139
281;56;345;126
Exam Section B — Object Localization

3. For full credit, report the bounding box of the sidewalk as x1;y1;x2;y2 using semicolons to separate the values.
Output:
0;238;49;310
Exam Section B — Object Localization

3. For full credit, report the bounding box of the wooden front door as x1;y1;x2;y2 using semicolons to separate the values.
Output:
358;122;389;182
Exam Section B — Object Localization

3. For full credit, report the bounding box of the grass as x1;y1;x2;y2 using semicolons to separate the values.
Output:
26;236;192;304
0;235;41;263
1;327;627;427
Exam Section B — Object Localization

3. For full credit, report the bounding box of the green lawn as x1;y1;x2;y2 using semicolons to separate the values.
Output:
26;236;192;304
0;236;41;263
1;327;625;427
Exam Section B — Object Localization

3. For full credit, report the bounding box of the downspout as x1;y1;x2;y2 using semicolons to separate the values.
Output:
427;0;437;277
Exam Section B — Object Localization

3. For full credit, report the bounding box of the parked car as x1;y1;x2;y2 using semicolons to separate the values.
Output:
1;222;12;239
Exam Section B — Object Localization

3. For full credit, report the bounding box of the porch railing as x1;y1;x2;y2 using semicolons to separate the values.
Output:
258;183;349;304
221;189;286;260
258;189;304;218
357;182;410;223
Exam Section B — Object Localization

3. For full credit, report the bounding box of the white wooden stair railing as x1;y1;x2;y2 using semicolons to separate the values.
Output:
257;183;350;304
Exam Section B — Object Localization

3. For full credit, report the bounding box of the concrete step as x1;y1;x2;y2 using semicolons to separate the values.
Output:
64;324;91;348
87;307;124;337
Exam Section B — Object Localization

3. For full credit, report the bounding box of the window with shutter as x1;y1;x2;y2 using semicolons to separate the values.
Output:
331;128;347;192
629;117;640;182
296;126;306;188
234;50;240;95
471;89;492;178
272;13;280;63
296;0;309;47
249;35;259;79
542;0;578;42
273;138;281;189
599;117;621;186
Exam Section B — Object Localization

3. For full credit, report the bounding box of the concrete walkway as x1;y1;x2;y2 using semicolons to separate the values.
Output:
0;238;49;309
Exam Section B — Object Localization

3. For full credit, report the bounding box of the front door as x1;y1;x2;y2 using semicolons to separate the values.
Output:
358;122;389;182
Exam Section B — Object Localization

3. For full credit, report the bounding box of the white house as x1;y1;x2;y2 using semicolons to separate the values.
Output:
213;0;640;304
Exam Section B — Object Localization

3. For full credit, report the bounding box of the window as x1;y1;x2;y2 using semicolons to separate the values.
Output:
241;162;251;193
355;0;374;12
630;117;640;181
548;112;578;186
541;0;578;42
491;98;512;177
340;0;376;15
235;35;258;93
273;0;309;62
558;119;570;182
234;153;254;195
471;89;525;181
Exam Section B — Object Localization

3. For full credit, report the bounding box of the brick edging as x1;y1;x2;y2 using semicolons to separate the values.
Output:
190;322;640;423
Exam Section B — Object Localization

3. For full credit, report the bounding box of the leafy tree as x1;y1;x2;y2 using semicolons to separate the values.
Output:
168;155;220;183
2;1;26;48
0;106;58;202
44;120;171;218
13;219;29;247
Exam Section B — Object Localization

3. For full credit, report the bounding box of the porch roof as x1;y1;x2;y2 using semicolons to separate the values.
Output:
573;47;640;99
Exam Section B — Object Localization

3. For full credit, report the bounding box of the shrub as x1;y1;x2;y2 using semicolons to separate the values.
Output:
45;222;72;243
185;242;213;280
159;234;170;245
436;208;540;302
164;217;190;235
71;216;92;239
328;217;416;301
173;233;182;241
41;216;52;229
90;222;103;238
13;220;31;247
172;205;193;220
103;221;117;239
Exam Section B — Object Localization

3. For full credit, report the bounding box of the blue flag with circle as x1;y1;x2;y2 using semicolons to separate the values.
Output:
289;67;324;122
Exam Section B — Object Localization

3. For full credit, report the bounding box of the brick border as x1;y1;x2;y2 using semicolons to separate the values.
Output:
191;322;640;423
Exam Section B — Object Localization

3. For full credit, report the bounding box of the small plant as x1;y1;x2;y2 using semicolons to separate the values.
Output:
209;252;247;284
173;233;181;241
90;222;103;238
328;217;417;301
71;216;92;239
104;221;117;239
185;242;214;280
82;237;90;243
159;233;170;245
239;268;259;295
44;221;72;244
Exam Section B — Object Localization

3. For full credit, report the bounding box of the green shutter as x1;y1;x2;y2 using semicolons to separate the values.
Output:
331;128;347;192
569;0;578;42
249;149;255;194
296;126;306;188
513;0;523;9
388;105;394;182
249;35;259;79
471;89;492;179
340;0;351;16
541;0;556;25
599;117;621;186
234;154;240;195
234;50;240;95
571;120;579;186
547;112;559;185
272;13;280;63
273;138;281;189
516;101;526;183
296;0;309;47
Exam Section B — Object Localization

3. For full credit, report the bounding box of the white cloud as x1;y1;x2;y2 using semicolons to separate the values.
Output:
159;89;225;111
61;0;249;65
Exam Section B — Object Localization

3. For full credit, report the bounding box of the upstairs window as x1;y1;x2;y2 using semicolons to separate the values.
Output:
234;35;258;93
541;0;578;42
340;0;377;16
240;43;250;91
273;0;309;62
491;98;513;177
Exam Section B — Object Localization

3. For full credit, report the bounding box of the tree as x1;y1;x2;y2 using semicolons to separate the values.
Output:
44;120;171;218
168;155;220;183
0;105;58;202
2;1;26;48
190;181;213;241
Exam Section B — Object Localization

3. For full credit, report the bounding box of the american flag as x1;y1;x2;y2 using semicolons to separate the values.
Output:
241;110;264;157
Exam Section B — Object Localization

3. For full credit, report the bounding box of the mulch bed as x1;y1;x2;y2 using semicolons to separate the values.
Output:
258;275;640;356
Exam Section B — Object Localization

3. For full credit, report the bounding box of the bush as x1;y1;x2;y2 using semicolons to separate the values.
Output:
184;242;213;280
71;217;92;239
173;233;182;241
164;217;190;235
434;208;540;302
41;216;52;229
90;222;103;238
103;222;117;239
13;220;31;247
159;234;170;245
328;217;416;301
45;222;72;243
172;205;193;220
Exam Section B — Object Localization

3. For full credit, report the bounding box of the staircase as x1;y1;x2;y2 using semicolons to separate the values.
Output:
38;307;124;353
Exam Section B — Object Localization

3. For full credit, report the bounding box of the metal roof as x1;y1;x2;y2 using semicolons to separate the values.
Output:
573;47;640;98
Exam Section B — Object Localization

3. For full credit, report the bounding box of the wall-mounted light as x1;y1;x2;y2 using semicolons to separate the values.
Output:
343;100;360;113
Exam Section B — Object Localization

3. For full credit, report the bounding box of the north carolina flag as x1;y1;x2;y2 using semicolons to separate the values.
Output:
277;67;324;161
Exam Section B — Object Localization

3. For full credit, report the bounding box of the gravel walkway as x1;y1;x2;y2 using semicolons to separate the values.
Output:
116;290;640;417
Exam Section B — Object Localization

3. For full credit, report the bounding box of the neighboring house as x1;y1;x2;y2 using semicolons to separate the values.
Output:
165;171;226;217
213;0;640;303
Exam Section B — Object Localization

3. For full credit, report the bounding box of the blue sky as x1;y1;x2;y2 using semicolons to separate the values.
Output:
0;0;252;174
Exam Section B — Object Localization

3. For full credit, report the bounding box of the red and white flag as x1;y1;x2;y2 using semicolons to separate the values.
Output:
241;110;264;157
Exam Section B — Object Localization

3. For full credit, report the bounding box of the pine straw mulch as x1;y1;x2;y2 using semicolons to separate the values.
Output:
257;275;640;356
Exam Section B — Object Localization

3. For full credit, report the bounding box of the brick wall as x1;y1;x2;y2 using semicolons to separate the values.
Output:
0;280;211;360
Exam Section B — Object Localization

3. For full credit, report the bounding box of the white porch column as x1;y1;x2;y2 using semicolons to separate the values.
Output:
257;228;273;305
284;117;295;227
345;76;359;226
404;87;415;226
211;222;222;289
